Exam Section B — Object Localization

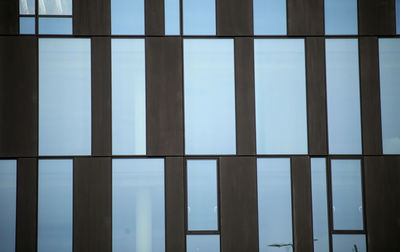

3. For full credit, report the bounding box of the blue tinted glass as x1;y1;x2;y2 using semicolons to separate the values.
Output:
112;159;165;252
39;0;72;15
38;160;73;252
331;160;363;230
333;235;366;252
20;17;35;34
112;39;146;155
0;160;16;252
254;39;308;154
20;0;35;14
326;39;362;154
184;39;236;155
325;0;358;35
183;0;215;35
379;39;400;154
39;18;72;34
186;235;220;252
257;158;292;252
39;39;91;156
253;0;286;35
112;0;144;35
311;158;330;252
165;0;180;35
187;160;218;231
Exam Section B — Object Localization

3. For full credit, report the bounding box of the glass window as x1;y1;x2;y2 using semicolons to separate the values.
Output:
331;160;363;230
37;159;73;252
254;39;308;154
186;235;220;252
39;17;73;35
257;158;292;252
187;160;218;231
311;158;330;252
325;0;358;35
20;0;35;14
111;0;144;35
39;0;72;15
184;39;236;155
379;39;400;154
0;160;17;252
253;0;286;35
183;0;215;35
332;235;366;252
112;159;165;252
112;39;146;155
39;39;91;156
165;0;180;35
326;39;362;154
20;16;35;34
397;0;400;34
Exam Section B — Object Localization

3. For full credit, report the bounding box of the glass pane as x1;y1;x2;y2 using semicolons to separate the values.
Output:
39;38;91;155
183;0;215;35
187;160;218;231
397;0;400;34
184;39;236;155
333;235;366;252
379;39;400;154
331;160;363;230
311;158;330;252
186;235;220;252
39;0;72;15
253;0;286;35
20;17;35;34
112;159;165;252
325;0;358;35
0;160;16;252
254;39;308;154
38;17;72;35
20;0;35;14
257;158;292;252
112;39;146;155
165;0;180;35
326;39;362;154
111;0;144;35
38;159;73;252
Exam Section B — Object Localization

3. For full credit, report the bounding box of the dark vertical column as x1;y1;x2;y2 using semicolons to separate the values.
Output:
16;158;37;252
291;156;313;252
287;0;324;35
235;38;256;155
216;0;253;36
91;38;112;156
0;37;37;157
146;37;184;156
220;157;258;252
359;37;383;155
146;0;165;35
73;158;112;252
0;0;18;34
165;157;185;252
359;0;396;35
364;156;400;252
73;0;111;35
305;37;328;155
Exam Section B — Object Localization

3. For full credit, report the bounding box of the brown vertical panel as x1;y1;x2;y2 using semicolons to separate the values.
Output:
220;157;258;252
359;0;396;35
216;0;253;36
364;156;400;252
91;38;112;156
146;0;165;35
0;37;37;157
73;0;111;35
0;0;18;34
291;156;313;252
74;157;112;252
235;37;256;155
146;37;184;156
359;37;383;155
305;37;328;155
16;158;37;252
165;157;185;252
287;0;324;35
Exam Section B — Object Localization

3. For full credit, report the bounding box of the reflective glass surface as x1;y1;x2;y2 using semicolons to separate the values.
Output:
112;159;165;252
112;0;144;35
112;39;146;155
0;160;16;252
326;39;362;154
184;39;236;155
165;0;180;35
20;17;35;34
183;0;215;35
325;0;358;35
332;235;366;252
39;0;72;15
39;17;72;35
20;0;35;14
254;39;308;154
39;38;91;155
186;235;220;252
253;0;286;35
